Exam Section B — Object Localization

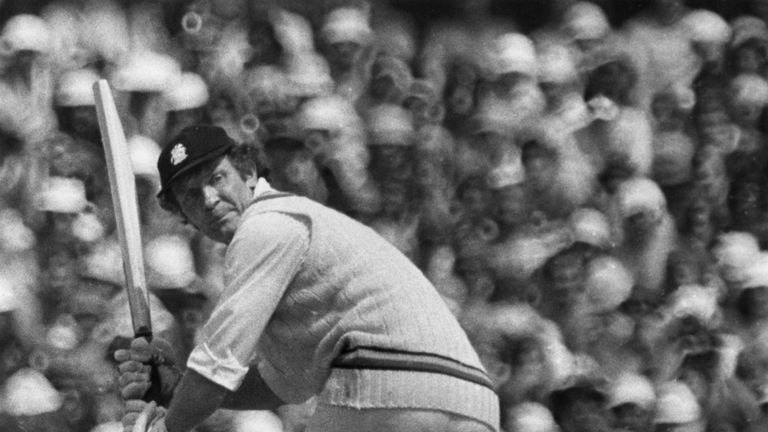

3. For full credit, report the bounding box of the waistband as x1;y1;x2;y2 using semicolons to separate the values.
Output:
331;345;495;390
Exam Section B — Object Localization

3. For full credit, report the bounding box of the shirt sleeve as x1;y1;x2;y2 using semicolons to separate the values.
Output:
187;211;310;391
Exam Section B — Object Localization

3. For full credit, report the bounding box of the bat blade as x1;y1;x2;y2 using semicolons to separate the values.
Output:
92;79;152;339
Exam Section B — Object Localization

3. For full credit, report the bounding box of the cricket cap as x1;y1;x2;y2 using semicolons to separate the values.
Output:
157;125;236;198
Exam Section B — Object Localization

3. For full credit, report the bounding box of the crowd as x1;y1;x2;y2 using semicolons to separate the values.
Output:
4;0;768;431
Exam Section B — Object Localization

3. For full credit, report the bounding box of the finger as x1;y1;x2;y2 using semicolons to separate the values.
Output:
122;412;140;428
118;360;149;374
121;382;151;400
115;349;132;363
130;338;154;363
124;400;147;414
118;371;150;387
132;401;157;432
152;338;174;356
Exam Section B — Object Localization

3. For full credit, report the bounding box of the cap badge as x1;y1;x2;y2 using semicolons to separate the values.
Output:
170;143;188;166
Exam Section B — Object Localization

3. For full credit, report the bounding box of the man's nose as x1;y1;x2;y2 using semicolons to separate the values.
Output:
202;185;219;208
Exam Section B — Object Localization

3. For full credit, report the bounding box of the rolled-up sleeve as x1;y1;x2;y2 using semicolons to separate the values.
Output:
187;211;309;391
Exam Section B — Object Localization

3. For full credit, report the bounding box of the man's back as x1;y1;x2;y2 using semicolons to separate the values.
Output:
224;191;499;431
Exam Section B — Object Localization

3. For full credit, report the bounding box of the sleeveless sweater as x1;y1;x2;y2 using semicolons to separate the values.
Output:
188;188;499;431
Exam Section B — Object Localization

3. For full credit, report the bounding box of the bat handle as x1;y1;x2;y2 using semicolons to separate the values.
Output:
135;328;153;342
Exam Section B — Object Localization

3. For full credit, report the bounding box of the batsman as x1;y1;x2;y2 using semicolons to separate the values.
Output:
114;125;500;432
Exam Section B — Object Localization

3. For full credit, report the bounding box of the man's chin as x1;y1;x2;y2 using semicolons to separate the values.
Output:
204;221;239;243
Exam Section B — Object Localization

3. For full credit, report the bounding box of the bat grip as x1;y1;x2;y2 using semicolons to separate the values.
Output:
135;328;153;342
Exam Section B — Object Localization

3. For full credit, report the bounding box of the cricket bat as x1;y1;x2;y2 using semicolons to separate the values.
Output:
93;79;153;340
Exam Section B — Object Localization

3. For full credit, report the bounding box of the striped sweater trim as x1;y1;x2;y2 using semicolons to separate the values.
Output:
331;346;495;390
250;191;295;205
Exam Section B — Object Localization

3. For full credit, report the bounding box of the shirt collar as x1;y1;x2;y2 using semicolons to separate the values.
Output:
253;177;275;198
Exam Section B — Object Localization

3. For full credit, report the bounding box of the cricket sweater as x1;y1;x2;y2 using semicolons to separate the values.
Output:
188;182;499;431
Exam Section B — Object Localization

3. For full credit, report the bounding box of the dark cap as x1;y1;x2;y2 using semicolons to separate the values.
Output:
157;125;236;197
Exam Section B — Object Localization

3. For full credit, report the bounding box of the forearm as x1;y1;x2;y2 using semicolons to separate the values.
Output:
222;367;284;410
164;370;228;432
162;367;284;432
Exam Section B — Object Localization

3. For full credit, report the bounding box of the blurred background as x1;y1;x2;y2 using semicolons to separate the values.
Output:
3;0;768;431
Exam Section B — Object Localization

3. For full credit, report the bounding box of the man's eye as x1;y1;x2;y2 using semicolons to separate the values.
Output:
212;174;225;185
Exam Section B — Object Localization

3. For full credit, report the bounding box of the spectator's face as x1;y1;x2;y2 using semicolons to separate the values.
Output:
496;72;529;95
686;200;714;244
405;96;443;127
750;0;768;21
208;96;234;124
167;109;205;142
669;259;698;291
731;102;763;126
447;64;478;116
624;210;661;237
674;318;713;353
510;337;545;370
248;23;282;64
523;151;557;189
612;403;653;432
731;181;762;226
45;248;79;297
68;106;100;139
303;129;332;159
414;157;448;191
370;145;412;180
370;73;406;103
698;110;735;148
380;181;409;215
494;185;528;227
0;313;13;345
181;9;224;51
651;94;678;126
652;0;685;22
735;45;764;75
559;397;612;432
693;150;725;188
447;85;475;116
172;157;257;243
453;218;499;259
464;269;496;299
326;41;362;70
694;41;724;64
459;180;492;216
547;252;586;304
747;287;768;319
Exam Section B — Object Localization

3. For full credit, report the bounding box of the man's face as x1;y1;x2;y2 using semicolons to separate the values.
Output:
172;157;257;243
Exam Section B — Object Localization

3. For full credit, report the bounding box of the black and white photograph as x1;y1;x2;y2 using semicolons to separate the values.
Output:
1;0;768;431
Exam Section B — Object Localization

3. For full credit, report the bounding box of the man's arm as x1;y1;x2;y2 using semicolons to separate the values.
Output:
222;367;284;410
164;368;284;432
164;369;228;432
